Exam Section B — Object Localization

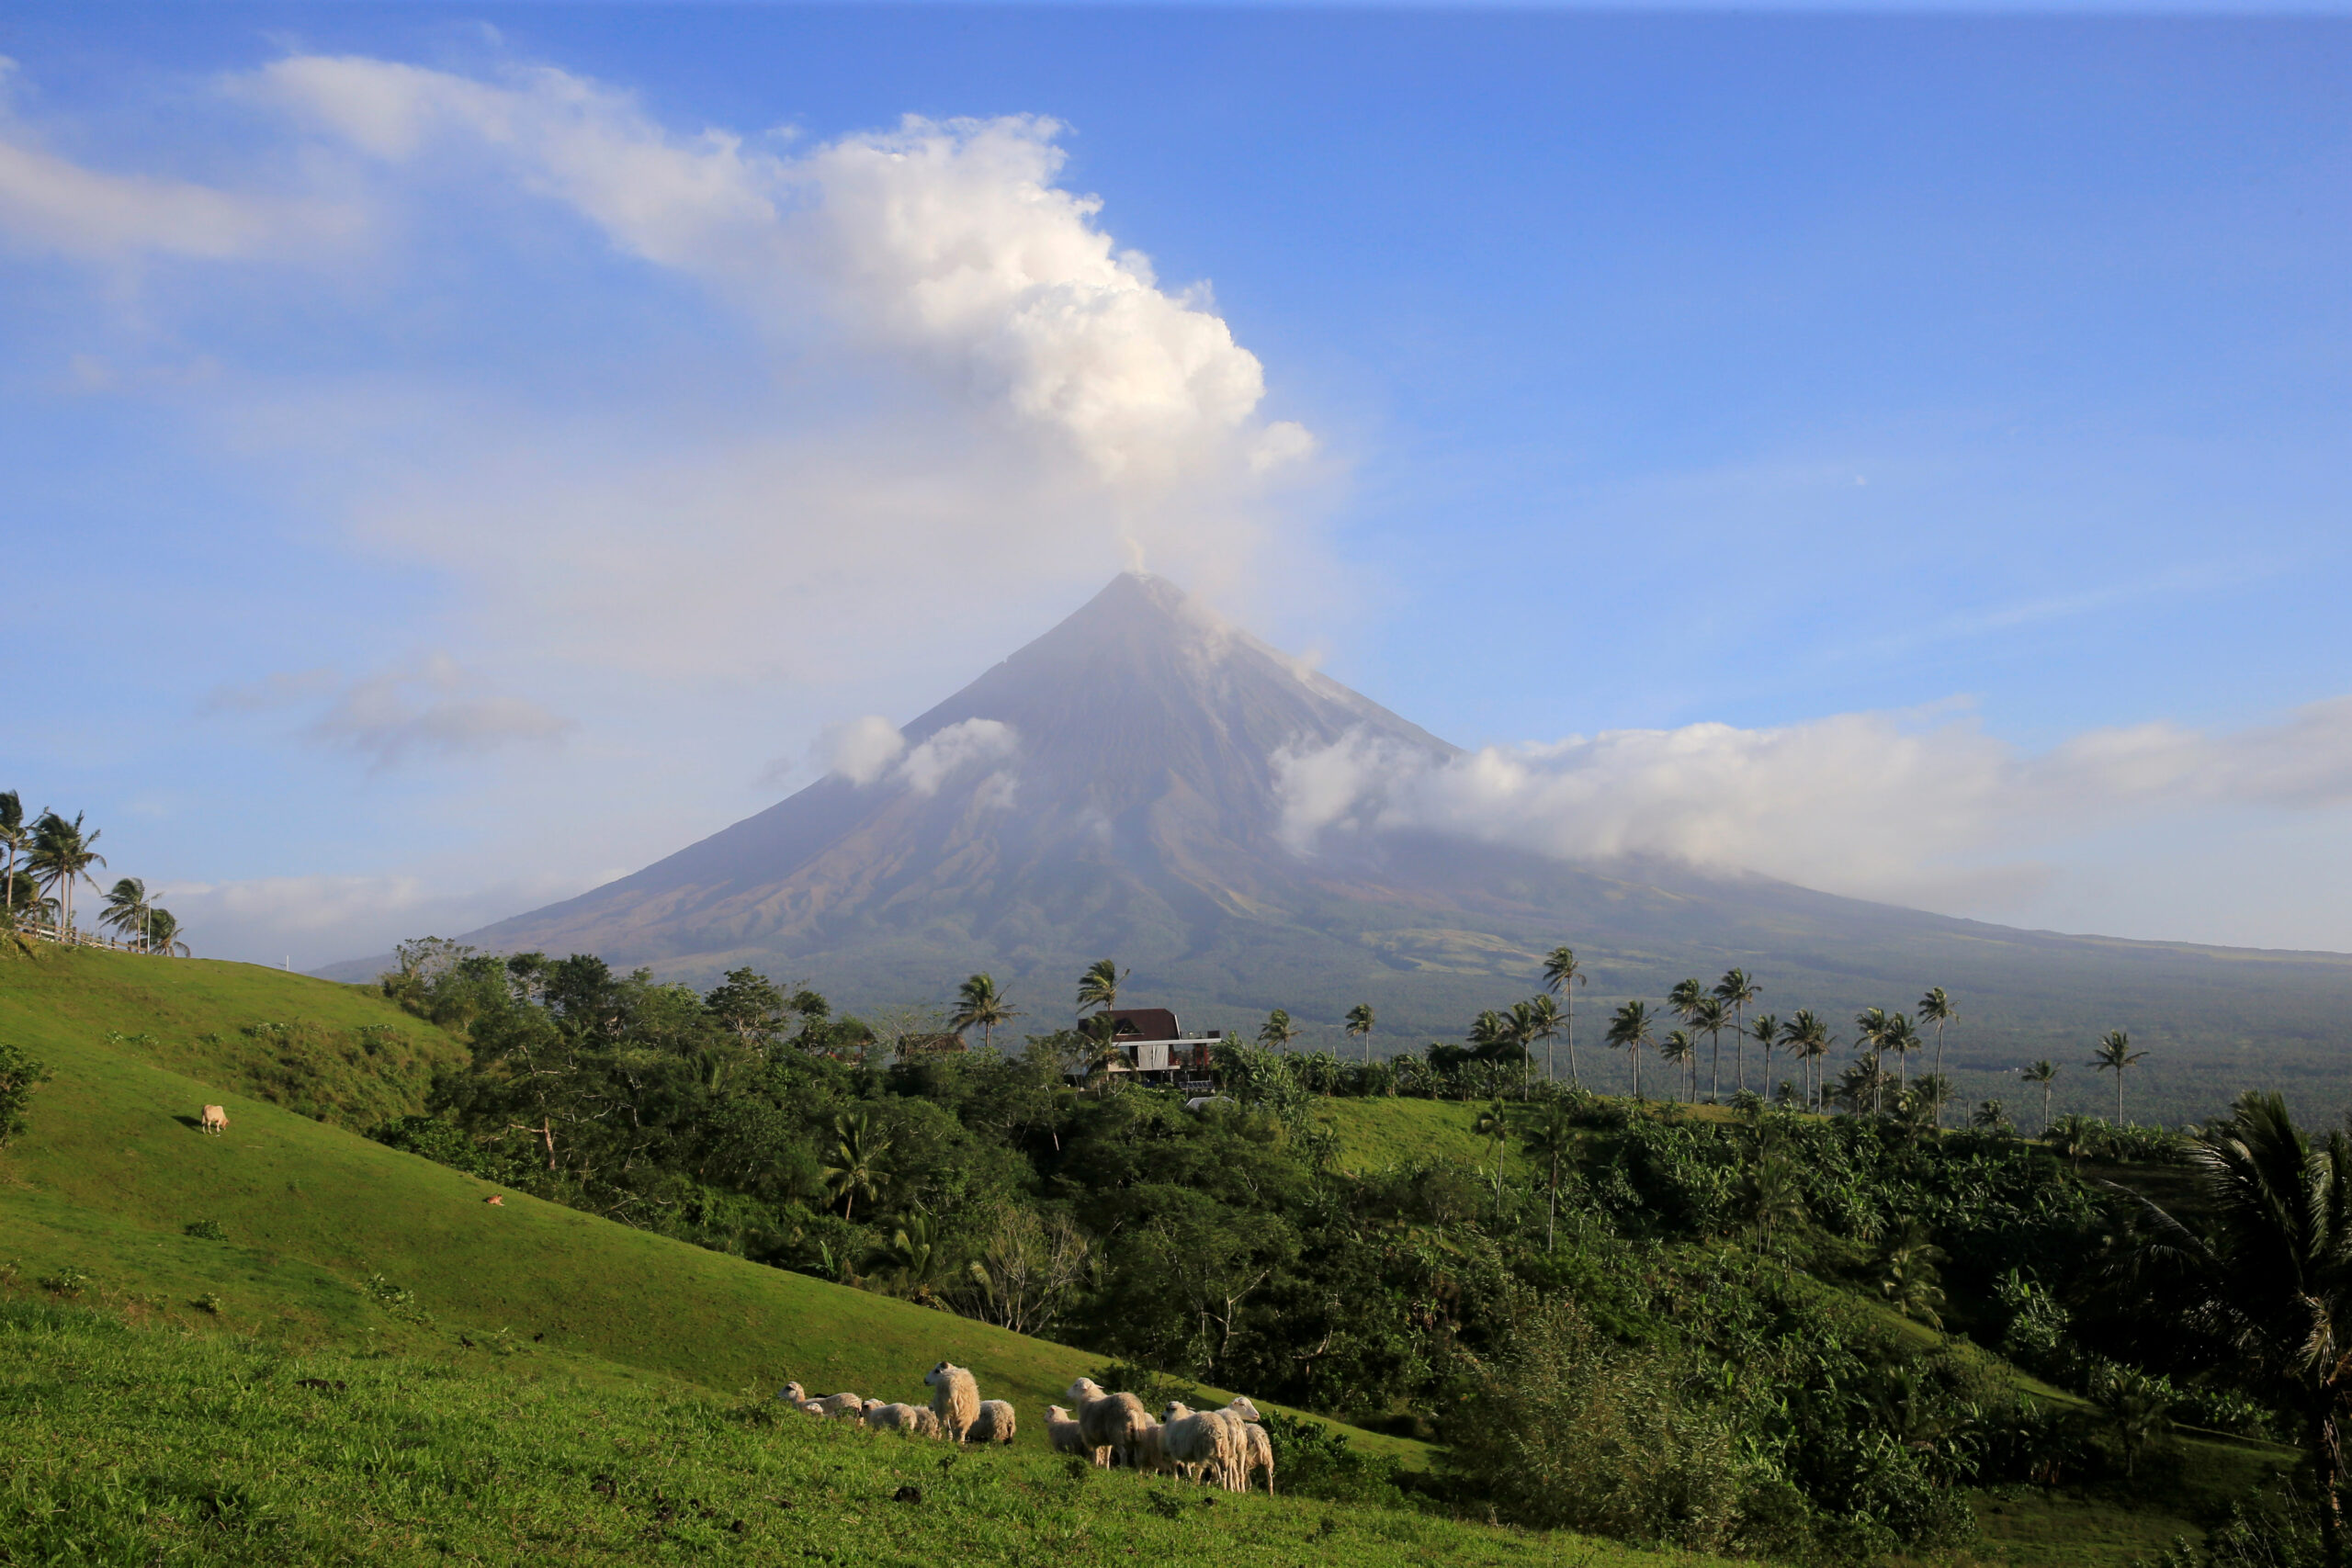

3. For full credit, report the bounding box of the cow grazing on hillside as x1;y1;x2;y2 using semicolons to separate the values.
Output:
200;1105;228;1135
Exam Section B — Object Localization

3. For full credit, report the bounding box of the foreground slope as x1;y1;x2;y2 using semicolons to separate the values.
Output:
368;573;2352;1123
0;945;1416;1461
0;1301;1716;1568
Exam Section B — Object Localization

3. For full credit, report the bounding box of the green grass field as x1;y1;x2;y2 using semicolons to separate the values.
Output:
0;944;1419;1464
0;1298;1734;1568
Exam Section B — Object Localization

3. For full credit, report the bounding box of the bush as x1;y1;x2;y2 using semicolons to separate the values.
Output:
182;1219;227;1241
1443;1294;1747;1548
0;1040;51;1147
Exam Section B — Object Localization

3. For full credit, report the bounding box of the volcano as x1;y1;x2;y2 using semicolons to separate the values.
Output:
439;573;2352;1117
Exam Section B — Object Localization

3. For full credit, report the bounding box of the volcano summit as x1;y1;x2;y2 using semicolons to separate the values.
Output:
430;573;2349;1112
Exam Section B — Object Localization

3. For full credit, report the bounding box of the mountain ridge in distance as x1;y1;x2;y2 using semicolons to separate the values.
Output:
350;572;2352;1122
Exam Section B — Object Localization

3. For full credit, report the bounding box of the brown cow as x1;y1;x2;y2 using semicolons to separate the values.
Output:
200;1105;228;1135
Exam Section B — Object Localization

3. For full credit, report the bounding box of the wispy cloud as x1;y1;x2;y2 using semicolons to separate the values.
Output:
208;655;572;771
1276;695;2352;908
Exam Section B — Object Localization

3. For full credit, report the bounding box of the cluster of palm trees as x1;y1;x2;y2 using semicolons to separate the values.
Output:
1593;971;1963;1121
0;792;187;955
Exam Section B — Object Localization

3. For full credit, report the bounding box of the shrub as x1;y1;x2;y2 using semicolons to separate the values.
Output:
0;1040;51;1147
183;1219;227;1241
1443;1294;1747;1548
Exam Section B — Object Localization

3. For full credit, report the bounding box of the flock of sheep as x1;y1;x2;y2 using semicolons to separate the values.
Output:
781;1364;1275;1495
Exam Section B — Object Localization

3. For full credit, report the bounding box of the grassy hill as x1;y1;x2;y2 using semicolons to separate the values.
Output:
0;944;1417;1463
0;1299;1721;1568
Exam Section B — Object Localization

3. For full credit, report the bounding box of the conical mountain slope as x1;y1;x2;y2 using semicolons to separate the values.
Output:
451;573;2352;1121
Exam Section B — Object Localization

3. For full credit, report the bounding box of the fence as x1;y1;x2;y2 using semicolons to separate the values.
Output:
6;921;185;955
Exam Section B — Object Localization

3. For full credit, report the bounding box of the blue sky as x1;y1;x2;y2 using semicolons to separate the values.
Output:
3;6;2347;965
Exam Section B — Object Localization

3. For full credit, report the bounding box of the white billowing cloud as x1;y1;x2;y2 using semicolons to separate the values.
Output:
209;655;572;771
1275;697;2352;904
0;60;351;259
817;714;1020;798
818;715;910;785
896;717;1019;796
246;57;1304;490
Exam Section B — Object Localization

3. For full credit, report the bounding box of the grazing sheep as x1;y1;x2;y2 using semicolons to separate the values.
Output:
967;1399;1017;1446
200;1105;228;1135
785;1382;865;1418
1159;1402;1247;1491
862;1401;935;1436
1045;1404;1091;1459
1132;1414;1170;1475
924;1361;981;1442
1239;1419;1275;1495
1066;1378;1152;1469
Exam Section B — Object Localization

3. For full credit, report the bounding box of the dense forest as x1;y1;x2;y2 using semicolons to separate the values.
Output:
370;939;2340;1566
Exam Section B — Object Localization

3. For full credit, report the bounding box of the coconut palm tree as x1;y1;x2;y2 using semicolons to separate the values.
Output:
2018;1060;2059;1132
1667;976;1706;1088
1691;996;1730;1104
0;792;28;925
1658;1029;1697;1102
1747;1012;1781;1099
1606;999;1654;1100
1917;987;1957;1125
1542;946;1586;1085
1713;969;1761;1090
1473;1099;1510;1208
2091;1029;2148;1124
1780;1011;1828;1111
1345;1002;1375;1063
1521;1100;1577;1250
1524;993;1562;1087
100;877;150;949
144;907;189;957
2115;1093;2352;1566
821;1111;892;1223
949;973;1020;1052
1259;1009;1299;1050
1077;958;1125;1018
1882;1012;1921;1093
28;811;104;938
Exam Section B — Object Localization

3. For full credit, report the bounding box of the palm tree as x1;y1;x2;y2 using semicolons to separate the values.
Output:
1667;976;1705;1093
2019;1060;2059;1133
1918;987;1957;1126
1521;1100;1577;1251
100;877;150;949
1259;1009;1299;1050
1077;958;1126;1018
1658;1029;1697;1102
1505;998;1544;1097
2091;1029;2148;1123
1691;996;1730;1103
0;792;28;925
1524;994;1562;1086
1473;1099;1510;1208
1713;969;1762;1091
949;973;1020;1052
1747;1012;1781;1098
28;811;104;938
1345;1002;1375;1063
821;1111;892;1223
144;907;189;957
1542;946;1586;1085
2117;1093;2352;1565
1606;1000;1654;1101
1853;1008;1892;1112
1781;1011;1832;1111
1883;1012;1921;1093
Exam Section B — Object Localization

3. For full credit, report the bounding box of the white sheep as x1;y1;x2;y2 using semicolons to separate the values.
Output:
967;1399;1017;1446
924;1361;980;1442
1067;1378;1153;1469
1132;1414;1171;1475
1159;1402;1247;1491
1239;1419;1275;1495
784;1381;865;1418
1221;1395;1264;1424
861;1400;939;1437
1046;1404;1092;1459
